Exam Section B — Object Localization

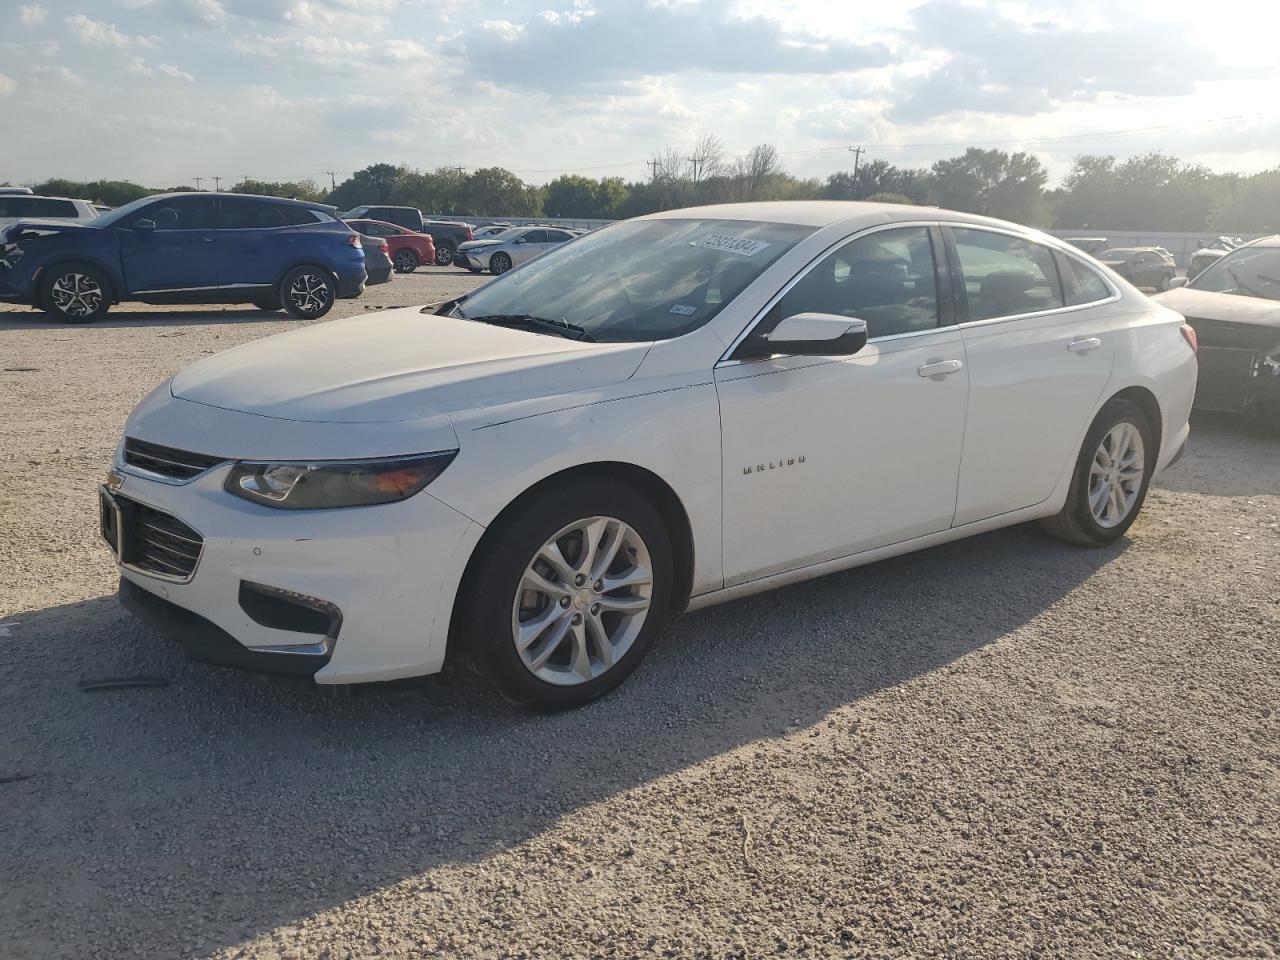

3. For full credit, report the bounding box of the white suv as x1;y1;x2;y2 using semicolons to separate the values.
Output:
0;194;99;230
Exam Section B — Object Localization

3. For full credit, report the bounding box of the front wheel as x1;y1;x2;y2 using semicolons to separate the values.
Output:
459;480;674;710
435;244;455;266
279;266;336;320
1040;398;1154;546
489;252;512;275
393;249;419;273
41;263;111;323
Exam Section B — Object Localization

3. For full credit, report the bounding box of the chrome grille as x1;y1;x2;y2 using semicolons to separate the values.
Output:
124;438;224;481
121;498;204;580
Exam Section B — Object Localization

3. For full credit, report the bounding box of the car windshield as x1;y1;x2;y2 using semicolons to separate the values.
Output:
90;195;158;226
454;218;813;342
1190;247;1280;302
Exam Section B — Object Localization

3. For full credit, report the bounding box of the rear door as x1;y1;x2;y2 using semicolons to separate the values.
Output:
118;196;220;293
946;226;1117;525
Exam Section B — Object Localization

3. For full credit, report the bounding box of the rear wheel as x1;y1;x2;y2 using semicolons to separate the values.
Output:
1040;398;1154;546
40;263;111;323
435;243;455;266
279;265;335;320
393;249;419;273
490;252;512;275
459;480;673;710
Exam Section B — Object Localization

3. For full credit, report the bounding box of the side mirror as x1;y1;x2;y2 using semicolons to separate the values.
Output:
1168;276;1189;289
133;218;156;232
739;313;869;359
513;237;527;244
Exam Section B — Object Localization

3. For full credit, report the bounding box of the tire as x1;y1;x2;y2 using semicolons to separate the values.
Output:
253;300;281;311
1158;273;1171;292
435;243;455;266
489;252;512;275
40;262;111;323
279;265;336;320
1040;398;1155;546
393;249;419;273
458;479;674;710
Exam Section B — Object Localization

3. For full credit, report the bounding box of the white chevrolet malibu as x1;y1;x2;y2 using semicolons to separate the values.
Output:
103;202;1197;709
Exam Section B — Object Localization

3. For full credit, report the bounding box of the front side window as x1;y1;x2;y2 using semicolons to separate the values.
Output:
774;226;940;339
140;197;217;230
456;217;813;343
219;198;287;229
952;228;1064;321
520;229;548;244
1190;246;1280;302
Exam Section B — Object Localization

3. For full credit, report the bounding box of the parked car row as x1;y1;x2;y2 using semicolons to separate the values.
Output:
454;224;581;274
338;205;474;265
1;192;367;322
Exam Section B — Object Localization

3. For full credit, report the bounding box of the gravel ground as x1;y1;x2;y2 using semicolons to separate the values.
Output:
1;269;1278;959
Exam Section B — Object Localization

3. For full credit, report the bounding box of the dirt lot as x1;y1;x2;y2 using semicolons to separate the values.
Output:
1;268;1278;959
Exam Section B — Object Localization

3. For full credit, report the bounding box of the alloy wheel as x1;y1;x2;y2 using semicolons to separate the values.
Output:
436;246;454;265
287;272;330;315
1088;421;1145;528
394;250;416;272
50;272;103;318
512;516;654;686
491;253;511;274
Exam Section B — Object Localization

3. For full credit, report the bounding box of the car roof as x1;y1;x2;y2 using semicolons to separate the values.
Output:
1243;235;1280;248
146;191;335;212
639;200;1040;233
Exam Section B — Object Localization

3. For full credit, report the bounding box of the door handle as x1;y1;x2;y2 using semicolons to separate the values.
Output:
200;237;214;243
1068;337;1102;354
917;359;963;379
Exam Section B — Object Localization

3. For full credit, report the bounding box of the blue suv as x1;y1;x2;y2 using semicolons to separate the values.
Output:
0;193;366;322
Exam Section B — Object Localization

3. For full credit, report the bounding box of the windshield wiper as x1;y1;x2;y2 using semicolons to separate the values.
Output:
463;313;596;342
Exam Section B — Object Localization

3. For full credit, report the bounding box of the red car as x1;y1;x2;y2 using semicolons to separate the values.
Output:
344;219;437;273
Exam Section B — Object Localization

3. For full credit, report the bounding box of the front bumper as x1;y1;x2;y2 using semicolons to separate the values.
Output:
109;461;483;684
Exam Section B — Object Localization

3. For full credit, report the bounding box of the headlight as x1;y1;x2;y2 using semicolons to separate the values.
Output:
225;451;457;510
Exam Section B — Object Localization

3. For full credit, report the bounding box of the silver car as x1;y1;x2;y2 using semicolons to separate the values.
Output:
457;226;577;274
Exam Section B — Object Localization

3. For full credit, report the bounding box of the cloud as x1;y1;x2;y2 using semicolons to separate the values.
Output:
0;73;14;96
890;0;1236;122
30;65;86;86
65;14;158;48
126;56;195;82
455;0;894;92
18;3;48;26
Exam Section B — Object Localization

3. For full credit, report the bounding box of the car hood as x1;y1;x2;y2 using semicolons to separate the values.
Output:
169;306;650;424
3;217;100;240
1152;287;1280;329
457;238;503;251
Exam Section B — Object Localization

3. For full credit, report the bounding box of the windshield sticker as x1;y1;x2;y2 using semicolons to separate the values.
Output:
669;304;697;315
691;235;771;257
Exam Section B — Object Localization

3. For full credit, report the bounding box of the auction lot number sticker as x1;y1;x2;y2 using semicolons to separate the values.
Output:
692;235;772;256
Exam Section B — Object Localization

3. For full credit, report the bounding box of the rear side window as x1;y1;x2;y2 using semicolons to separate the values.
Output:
9;197;78;217
521;229;548;243
1056;253;1112;306
775;226;941;339
220;199;319;228
951;228;1064;321
546;230;574;243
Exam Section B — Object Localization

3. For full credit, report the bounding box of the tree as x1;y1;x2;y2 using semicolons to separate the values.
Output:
866;192;913;205
232;178;326;203
687;134;727;185
31;179;153;206
326;163;407;210
593;177;628;219
1211;167;1280;231
928;149;1048;224
461;167;542;217
543;174;602;218
731;144;783;201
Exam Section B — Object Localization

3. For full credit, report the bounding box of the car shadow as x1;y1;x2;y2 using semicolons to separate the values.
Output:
1;523;1123;958
0;306;285;329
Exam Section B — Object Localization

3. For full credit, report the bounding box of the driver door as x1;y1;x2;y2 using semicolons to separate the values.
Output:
510;229;548;266
715;225;969;586
119;196;220;294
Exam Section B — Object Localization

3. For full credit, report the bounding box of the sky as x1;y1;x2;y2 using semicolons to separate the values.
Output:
1;0;1278;189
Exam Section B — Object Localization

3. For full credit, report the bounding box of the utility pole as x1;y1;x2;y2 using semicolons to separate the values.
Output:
687;157;703;185
848;146;865;195
646;159;659;183
193;177;202;191
325;171;338;191
212;176;222;192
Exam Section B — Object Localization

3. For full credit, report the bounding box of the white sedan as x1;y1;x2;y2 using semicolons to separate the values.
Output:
103;202;1197;710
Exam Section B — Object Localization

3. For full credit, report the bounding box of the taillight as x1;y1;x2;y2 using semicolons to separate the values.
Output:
465;228;473;240
377;240;388;251
1180;323;1198;354
345;233;360;247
